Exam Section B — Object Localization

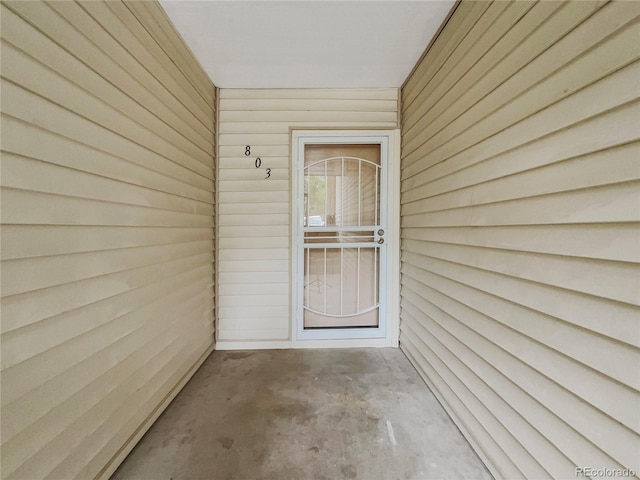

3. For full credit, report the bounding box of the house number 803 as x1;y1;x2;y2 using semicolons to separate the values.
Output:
245;146;270;179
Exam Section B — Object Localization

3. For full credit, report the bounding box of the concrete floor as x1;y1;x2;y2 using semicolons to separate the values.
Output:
111;349;493;480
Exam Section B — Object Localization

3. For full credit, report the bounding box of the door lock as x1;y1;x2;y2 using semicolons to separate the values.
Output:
378;229;385;236
377;238;385;244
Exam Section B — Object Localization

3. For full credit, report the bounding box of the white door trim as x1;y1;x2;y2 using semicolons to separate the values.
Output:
290;129;400;348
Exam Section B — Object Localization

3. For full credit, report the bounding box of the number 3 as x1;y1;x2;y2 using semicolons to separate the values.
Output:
265;168;271;179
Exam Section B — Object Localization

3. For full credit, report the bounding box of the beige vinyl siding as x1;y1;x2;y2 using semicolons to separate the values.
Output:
399;1;640;479
0;1;215;479
217;88;398;343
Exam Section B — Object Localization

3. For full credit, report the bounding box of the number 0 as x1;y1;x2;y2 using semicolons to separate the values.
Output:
255;157;262;168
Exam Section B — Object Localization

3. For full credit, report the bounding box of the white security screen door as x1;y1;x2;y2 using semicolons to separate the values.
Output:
294;134;389;340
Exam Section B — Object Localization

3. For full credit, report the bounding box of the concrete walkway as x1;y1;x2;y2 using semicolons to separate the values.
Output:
112;349;492;480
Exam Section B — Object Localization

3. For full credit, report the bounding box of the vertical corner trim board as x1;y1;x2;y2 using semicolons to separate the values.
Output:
399;1;640;479
216;88;399;344
0;1;216;479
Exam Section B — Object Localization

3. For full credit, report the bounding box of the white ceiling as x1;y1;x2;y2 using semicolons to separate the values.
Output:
159;1;455;89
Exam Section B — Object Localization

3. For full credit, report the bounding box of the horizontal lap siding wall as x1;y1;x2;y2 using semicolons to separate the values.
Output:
0;1;215;479
399;1;640;478
217;89;398;343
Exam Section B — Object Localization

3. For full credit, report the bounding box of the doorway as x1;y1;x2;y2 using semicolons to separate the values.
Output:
292;131;398;342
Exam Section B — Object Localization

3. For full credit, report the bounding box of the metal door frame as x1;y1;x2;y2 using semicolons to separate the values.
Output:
291;130;397;342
